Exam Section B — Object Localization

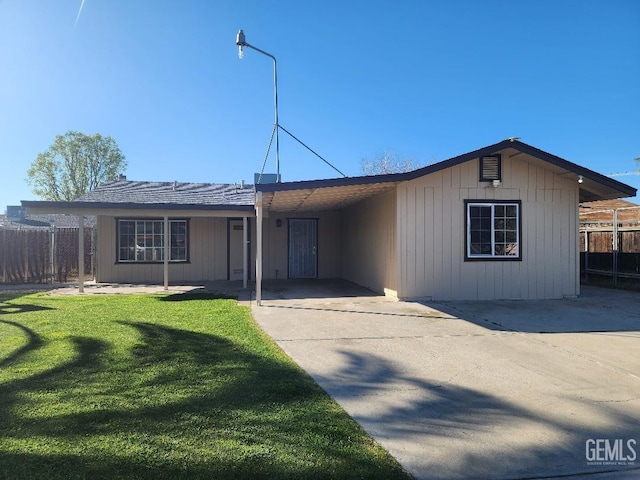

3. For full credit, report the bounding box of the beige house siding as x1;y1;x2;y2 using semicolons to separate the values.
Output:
260;211;341;279
96;216;232;283
397;152;579;300
340;189;398;296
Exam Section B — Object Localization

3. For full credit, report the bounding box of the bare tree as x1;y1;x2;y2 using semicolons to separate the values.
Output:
361;151;420;175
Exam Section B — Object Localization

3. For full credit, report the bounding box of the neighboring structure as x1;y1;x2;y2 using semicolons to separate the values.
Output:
579;198;640;284
580;199;640;224
23;139;636;300
1;206;96;230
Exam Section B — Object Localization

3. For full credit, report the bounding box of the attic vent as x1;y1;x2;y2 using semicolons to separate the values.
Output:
480;155;501;182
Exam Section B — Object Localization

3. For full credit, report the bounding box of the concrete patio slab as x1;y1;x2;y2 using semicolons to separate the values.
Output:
252;282;640;480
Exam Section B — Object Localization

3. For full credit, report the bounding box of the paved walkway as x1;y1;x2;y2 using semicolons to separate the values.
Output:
252;283;640;480
0;280;253;302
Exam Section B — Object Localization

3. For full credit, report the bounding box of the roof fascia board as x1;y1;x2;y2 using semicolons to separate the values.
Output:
403;140;513;181
255;174;401;193
509;141;636;197
258;139;636;199
22;201;254;212
254;140;520;194
22;202;255;218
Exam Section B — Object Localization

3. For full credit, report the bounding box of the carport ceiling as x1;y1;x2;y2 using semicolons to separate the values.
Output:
261;182;398;212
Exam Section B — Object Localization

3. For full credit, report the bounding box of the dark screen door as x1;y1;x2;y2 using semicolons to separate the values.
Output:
288;219;317;278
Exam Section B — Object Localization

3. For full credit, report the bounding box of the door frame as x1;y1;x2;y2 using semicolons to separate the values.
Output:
287;217;318;279
227;218;251;281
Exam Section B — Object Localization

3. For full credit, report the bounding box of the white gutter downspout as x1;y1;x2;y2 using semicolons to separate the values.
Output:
78;215;84;293
163;215;169;291
255;191;263;306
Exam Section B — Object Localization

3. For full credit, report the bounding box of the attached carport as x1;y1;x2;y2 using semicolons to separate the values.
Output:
253;176;400;304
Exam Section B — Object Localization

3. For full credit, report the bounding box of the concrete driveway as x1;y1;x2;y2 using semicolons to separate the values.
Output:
251;282;640;479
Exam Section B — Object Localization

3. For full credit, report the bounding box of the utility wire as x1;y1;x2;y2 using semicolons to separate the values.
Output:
257;124;277;185
278;124;347;178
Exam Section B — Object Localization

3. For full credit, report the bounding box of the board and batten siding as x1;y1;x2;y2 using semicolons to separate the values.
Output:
397;153;579;300
96;216;229;283
259;211;341;279
340;188;398;296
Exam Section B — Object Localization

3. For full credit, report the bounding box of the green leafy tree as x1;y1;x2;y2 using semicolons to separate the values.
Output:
361;150;420;175
27;131;126;201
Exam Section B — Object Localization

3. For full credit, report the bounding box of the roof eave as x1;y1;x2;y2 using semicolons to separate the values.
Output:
255;172;403;193
21;200;255;213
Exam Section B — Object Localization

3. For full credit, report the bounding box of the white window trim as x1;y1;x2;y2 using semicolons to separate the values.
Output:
466;201;521;260
117;219;188;263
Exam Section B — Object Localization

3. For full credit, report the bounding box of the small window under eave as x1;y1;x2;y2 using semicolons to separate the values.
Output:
480;155;501;182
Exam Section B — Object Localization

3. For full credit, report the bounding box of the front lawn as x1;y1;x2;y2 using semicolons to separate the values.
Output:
0;292;409;480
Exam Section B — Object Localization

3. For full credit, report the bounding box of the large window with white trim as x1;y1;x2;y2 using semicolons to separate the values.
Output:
465;201;521;260
117;219;188;263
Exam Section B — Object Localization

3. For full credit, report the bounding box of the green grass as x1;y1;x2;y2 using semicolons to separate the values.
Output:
0;292;410;480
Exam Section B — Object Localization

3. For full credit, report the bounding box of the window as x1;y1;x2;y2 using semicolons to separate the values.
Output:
117;219;188;263
479;155;501;182
465;201;521;260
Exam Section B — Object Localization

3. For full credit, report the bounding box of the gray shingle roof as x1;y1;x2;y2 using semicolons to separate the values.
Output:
76;180;255;206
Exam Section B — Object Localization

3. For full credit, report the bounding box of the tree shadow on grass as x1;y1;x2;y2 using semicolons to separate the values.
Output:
0;297;54;316
156;290;237;301
0;321;409;480
0;320;45;368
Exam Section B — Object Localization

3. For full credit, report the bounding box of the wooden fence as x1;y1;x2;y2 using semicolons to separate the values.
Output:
0;228;94;284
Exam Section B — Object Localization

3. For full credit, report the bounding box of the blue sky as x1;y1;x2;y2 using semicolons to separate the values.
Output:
1;0;639;210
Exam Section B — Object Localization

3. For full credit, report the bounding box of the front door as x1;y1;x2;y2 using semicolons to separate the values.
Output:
288;218;318;278
228;219;246;281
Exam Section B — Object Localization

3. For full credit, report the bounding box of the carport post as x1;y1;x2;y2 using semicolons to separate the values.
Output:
78;215;84;293
242;216;248;289
612;209;619;287
255;192;263;306
164;215;169;290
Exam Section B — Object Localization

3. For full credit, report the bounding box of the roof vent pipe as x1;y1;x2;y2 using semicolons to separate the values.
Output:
118;174;127;181
240;180;245;188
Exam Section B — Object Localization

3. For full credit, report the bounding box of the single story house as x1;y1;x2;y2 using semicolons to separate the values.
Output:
23;139;636;301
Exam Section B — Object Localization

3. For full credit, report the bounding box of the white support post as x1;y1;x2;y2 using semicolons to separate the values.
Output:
242;216;248;289
164;215;169;291
78;215;84;293
255;192;263;306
